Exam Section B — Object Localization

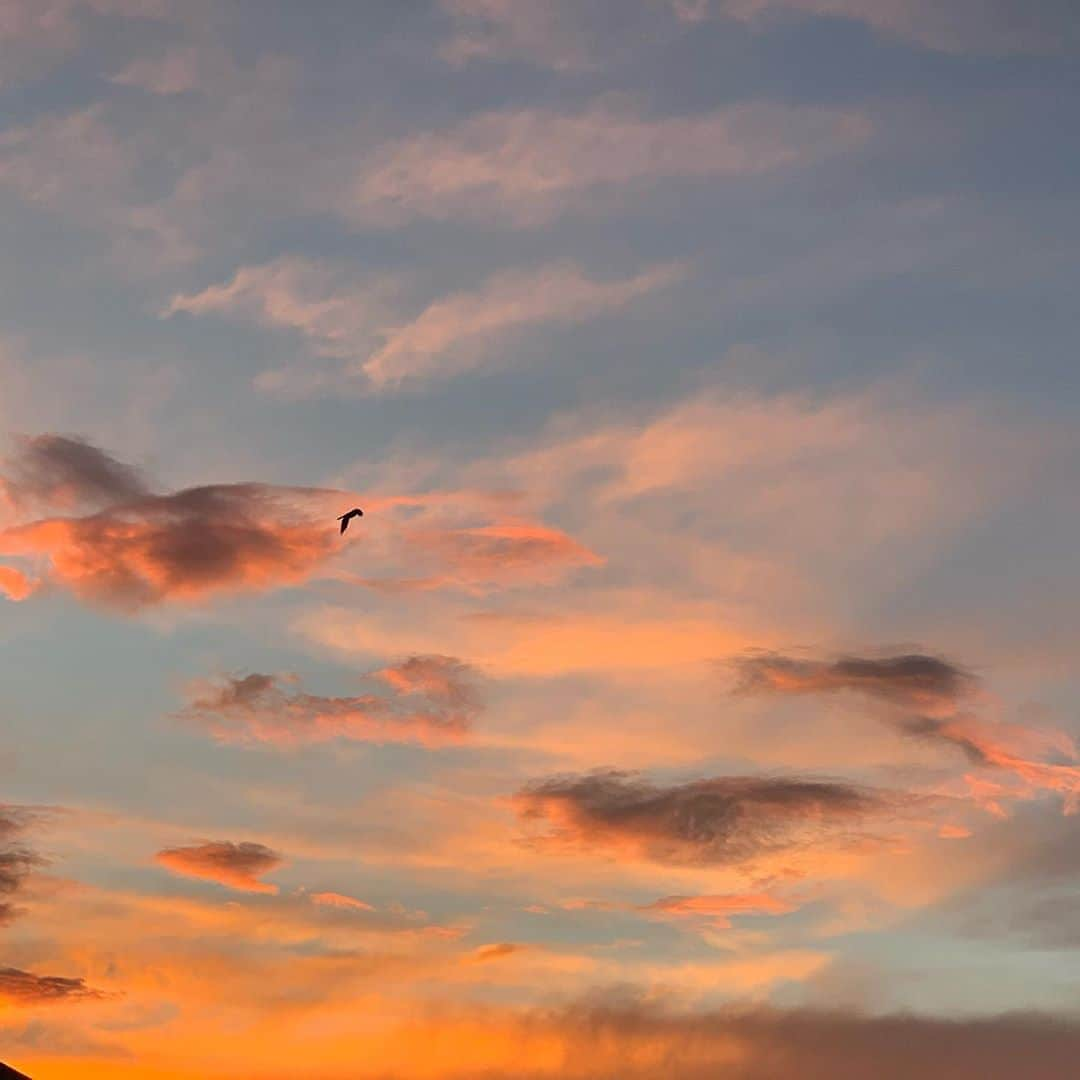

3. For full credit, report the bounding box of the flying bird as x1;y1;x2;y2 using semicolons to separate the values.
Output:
337;507;364;534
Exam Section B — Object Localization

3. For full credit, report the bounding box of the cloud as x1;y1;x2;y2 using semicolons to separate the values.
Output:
512;769;895;865
346;100;870;227
310;892;375;912
155;841;283;894
731;651;1080;814
470;942;527;963
169;257;682;392
392;1002;1080;1080
677;0;1078;55
642;892;797;928
0;807;47;925
1;433;150;512
0;967;106;1008
0;435;345;610
179;655;481;748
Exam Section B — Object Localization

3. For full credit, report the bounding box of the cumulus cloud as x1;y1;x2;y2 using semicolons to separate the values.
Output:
169;257;682;392
0;966;106;1007
346;100;870;227
513;769;894;865
0;806;47;925
0;434;345;610
732;651;1080;813
180;654;481;747
155;841;283;894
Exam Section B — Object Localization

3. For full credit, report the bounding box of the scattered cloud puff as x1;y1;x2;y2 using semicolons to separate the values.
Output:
168;257;684;393
0;435;346;610
309;891;375;912
155;840;283;894
0;806;47;925
346;100;871;227
732;651;1080;814
0;967;106;1008
180;654;481;748
513;769;895;865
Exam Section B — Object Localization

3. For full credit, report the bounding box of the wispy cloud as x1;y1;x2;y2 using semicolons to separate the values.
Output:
168;257;683;392
0;966;106;1007
155;840;284;894
180;655;481;748
0;806;49;925
346;100;871;226
731;651;1080;813
674;0;1078;54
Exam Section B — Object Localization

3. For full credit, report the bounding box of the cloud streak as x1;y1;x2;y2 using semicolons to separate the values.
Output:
732;651;1080;813
0;806;47;925
347;100;870;226
180;655;481;747
513;769;895;865
0;967;106;1007
155;840;284;894
169;257;683;392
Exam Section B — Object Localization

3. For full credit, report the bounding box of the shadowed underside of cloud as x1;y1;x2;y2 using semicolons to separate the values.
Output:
732;651;1080;813
513;769;895;865
0;966;105;1007
155;840;283;894
424;1002;1080;1080
0;806;47;925
0;435;345;609
180;654;481;747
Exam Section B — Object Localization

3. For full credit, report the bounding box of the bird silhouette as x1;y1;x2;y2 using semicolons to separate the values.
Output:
337;507;364;534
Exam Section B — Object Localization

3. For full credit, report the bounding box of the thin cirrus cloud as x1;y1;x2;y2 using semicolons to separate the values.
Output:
155;840;284;894
642;892;798;928
512;769;896;865
0;434;346;610
731;651;1080;814
669;0;1079;54
179;654;481;747
0;967;106;1007
167;257;684;392
345;100;872;227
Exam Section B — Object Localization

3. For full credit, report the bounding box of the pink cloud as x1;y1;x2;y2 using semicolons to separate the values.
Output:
180;655;481;748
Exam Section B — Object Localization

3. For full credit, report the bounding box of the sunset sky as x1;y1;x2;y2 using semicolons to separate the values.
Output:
1;2;1080;1077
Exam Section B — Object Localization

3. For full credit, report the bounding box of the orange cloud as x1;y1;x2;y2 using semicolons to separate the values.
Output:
642;892;797;928
179;654;480;747
0;435;350;610
155;841;283;894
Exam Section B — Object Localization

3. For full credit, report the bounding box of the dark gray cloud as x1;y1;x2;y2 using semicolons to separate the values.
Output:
513;769;895;865
0;967;105;1007
1;433;149;511
0;807;46;925
180;654;480;747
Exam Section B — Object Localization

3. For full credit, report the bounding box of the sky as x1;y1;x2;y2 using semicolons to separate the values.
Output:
0;1;1079;1077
